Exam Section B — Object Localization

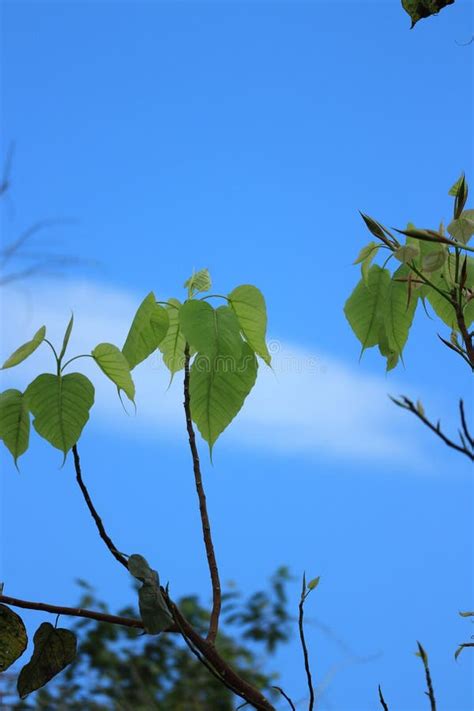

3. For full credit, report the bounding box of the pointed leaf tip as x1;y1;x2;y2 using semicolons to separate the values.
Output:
2;326;46;370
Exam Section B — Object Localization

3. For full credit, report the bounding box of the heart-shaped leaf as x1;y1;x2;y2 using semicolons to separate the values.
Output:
448;210;474;245
184;268;212;298
190;341;258;455
92;343;135;403
0;389;30;466
17;622;76;698
25;373;94;456
128;554;173;635
0;605;28;672
122;292;169;370
2;326;46;370
344;265;391;355
228;285;271;365
402;0;455;28
158;299;188;375
180;301;242;357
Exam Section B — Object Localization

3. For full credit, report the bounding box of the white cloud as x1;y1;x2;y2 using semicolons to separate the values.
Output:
0;279;426;466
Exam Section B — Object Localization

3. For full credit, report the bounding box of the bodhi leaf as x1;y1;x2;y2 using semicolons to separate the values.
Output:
158;299;188;375
344;265;391;355
184;268;212;298
25;373;95;457
58;314;74;362
228;285;271;365
378;327;399;372
422;248;447;273
92;343;135;403
449;175;465;197
179;301;242;357
448;210;474;245
402;0;455;28
0;604;27;672
128;554;173;634
17;622;76;698
0;389;30;466
425;256;474;329
383;266;418;364
122;292;169;370
354;242;380;284
2;326;46;370
394;244;420;264
190;341;258;455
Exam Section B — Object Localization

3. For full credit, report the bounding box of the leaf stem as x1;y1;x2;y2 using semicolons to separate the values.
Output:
61;354;93;372
183;344;221;644
199;294;230;302
44;338;60;364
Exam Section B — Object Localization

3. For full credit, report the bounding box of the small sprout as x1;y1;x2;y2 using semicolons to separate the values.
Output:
307;576;321;591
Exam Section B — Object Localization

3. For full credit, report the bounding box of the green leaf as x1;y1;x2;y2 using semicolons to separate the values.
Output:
354;242;380;284
378;327;399;372
92;343;135;403
344;265;391;355
2;326;46;370
0;389;30;466
394;244;420;264
184;268;212;298
25;373;94;456
17;622;76;698
158;299;188;375
402;0;455;28
122;292;170;370
0;605;28;672
307;576;321;591
447;210;474;245
459;611;474;617
449;174;465;196
382;266;418;364
58;314;74;362
128;554;173;635
421;248;447;272
179;301;242;357
228;285;271;365
190;341;258;455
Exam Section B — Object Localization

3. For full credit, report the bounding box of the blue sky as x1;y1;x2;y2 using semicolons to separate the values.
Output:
0;1;473;709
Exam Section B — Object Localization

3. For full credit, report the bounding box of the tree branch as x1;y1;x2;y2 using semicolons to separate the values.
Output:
298;577;315;711
72;444;129;568
0;594;143;629
389;396;474;462
183;345;221;644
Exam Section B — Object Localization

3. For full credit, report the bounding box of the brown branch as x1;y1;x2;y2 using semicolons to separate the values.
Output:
72;444;129;569
0;594;143;629
165;595;275;710
417;642;436;711
183;345;221;644
298;576;315;711
378;684;389;711
390;396;474;462
454;302;474;368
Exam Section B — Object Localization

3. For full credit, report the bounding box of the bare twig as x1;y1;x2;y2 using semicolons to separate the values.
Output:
72;444;129;569
378;684;389;711
390;396;474;462
183;345;221;644
417;642;436;711
459;400;474;449
298;576;315;711
0;594;143;629
272;686;296;711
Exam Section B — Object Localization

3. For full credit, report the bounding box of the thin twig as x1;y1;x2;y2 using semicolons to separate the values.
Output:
390;396;474;461
272;686;296;711
183;345;221;644
298;576;315;711
72;444;129;569
459;400;474;449
378;684;389;711
417;642;436;711
0;594;144;629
